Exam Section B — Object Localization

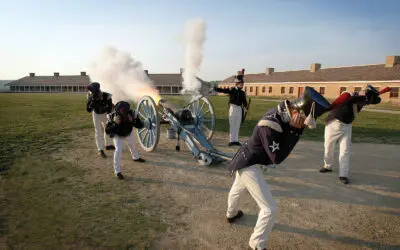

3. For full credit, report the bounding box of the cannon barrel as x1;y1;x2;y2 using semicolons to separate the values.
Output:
158;99;194;125
158;99;183;114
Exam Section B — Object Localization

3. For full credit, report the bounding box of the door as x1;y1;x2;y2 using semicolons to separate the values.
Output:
255;87;259;96
298;87;304;97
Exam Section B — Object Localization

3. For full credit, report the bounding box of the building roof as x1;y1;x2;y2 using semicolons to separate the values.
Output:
6;74;90;86
6;71;208;87
221;63;400;84
148;74;182;86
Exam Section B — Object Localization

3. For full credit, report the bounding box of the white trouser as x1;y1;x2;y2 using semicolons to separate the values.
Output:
113;132;140;174
229;104;242;143
323;119;352;177
92;112;112;151
227;165;277;250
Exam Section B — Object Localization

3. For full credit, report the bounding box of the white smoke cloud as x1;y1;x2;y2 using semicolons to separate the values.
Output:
88;46;159;104
181;18;207;96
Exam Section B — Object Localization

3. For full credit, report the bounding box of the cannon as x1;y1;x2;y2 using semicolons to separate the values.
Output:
135;95;233;166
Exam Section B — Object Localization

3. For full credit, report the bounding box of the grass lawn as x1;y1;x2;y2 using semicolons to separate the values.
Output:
248;95;400;111
0;93;399;249
163;95;400;144
0;93;165;249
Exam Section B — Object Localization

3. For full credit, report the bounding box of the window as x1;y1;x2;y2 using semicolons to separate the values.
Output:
289;87;294;94
262;86;266;93
250;87;253;92
319;87;325;95
269;86;272;93
390;87;399;98
281;87;285;94
354;87;362;93
340;87;347;94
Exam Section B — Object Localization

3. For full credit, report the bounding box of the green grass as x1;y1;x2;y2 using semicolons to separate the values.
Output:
163;95;400;144
0;93;165;249
0;93;399;249
362;101;400;111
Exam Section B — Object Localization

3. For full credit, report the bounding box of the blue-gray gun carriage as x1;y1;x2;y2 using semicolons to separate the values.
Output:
135;95;233;166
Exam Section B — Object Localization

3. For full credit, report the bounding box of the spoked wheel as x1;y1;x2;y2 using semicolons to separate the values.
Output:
188;97;216;140
135;96;160;152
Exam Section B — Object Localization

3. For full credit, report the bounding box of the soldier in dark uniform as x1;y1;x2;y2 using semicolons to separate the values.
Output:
86;82;115;158
319;85;381;184
214;69;248;146
225;87;331;250
105;101;146;180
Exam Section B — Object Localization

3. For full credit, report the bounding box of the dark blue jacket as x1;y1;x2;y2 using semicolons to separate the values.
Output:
86;92;113;114
228;107;304;175
214;87;248;108
105;110;144;137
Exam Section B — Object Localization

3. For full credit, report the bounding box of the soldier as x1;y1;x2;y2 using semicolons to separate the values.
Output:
214;69;248;146
86;82;115;158
105;101;146;180
319;85;381;184
225;87;331;250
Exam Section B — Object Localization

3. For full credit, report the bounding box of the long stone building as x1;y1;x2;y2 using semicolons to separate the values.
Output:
218;55;400;103
5;69;207;95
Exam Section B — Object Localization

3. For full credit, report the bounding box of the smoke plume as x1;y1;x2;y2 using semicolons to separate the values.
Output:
181;18;207;96
89;46;160;104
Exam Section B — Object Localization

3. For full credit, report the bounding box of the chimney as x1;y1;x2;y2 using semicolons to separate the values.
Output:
80;71;86;76
385;56;400;67
265;68;274;75
144;70;148;75
310;63;321;72
29;73;35;77
180;68;184;74
54;72;60;77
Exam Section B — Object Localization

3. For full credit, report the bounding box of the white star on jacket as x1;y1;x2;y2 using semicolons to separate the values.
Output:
269;141;280;152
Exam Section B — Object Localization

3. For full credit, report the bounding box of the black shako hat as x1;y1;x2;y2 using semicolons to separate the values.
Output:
115;101;130;115
290;86;331;118
87;82;101;93
234;69;245;83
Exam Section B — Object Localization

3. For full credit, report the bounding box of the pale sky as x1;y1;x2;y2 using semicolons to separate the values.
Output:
0;0;399;81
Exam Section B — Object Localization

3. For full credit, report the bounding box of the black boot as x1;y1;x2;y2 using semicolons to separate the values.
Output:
133;158;146;163
319;167;332;173
339;177;349;184
116;172;124;180
106;145;115;150
227;210;243;223
98;150;106;158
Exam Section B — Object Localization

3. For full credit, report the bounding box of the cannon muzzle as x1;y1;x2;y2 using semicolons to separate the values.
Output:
158;99;183;114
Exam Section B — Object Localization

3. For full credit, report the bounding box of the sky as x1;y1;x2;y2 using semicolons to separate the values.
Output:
0;0;399;81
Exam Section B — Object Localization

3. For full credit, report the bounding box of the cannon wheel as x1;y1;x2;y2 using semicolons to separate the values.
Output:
135;96;160;152
197;152;213;166
188;97;216;140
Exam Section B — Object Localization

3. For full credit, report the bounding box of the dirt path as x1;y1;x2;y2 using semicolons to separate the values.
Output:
62;130;400;250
